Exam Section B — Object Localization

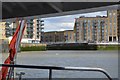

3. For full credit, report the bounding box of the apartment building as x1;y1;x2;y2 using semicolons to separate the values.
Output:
0;22;6;39
0;22;9;52
5;21;18;37
4;18;44;43
23;18;44;43
43;31;64;43
43;30;75;43
107;10;119;42
74;10;120;43
64;30;75;43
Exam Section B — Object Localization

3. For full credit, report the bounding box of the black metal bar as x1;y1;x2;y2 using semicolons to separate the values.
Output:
0;64;64;70
63;67;112;80
0;64;112;80
49;69;52;80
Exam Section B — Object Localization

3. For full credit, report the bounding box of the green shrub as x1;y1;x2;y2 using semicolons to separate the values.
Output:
20;44;120;51
20;46;46;51
97;45;120;50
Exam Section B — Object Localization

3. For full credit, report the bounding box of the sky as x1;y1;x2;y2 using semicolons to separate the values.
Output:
43;11;107;32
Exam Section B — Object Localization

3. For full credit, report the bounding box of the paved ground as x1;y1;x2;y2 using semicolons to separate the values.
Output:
2;50;118;78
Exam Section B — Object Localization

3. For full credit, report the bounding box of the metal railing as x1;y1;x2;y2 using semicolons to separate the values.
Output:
0;64;112;80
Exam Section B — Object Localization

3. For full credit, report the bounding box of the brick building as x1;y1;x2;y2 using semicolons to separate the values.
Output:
74;10;120;43
43;30;75;43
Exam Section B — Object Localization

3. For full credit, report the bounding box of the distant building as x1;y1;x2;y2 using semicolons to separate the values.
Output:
5;21;18;37
43;31;64;43
43;30;75;43
64;30;75;43
0;22;9;52
74;10;120;43
4;18;44;43
23;18;44;43
0;22;6;39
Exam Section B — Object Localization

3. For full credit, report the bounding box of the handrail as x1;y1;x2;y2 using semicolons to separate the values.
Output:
0;64;112;80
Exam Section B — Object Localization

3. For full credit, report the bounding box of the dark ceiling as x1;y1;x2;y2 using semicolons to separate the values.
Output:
2;2;119;19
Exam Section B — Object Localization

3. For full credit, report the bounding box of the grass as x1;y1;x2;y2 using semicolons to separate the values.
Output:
20;46;46;51
47;45;120;50
97;45;120;50
20;45;120;51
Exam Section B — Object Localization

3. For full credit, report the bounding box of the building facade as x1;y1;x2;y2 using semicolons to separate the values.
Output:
4;18;44;43
0;22;6;39
74;10;120;43
64;30;75;43
0;22;9;52
43;30;75;43
117;10;120;42
5;21;18;37
43;31;64;43
23;18;44;43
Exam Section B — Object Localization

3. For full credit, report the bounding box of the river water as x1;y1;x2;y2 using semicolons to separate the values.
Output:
2;50;118;78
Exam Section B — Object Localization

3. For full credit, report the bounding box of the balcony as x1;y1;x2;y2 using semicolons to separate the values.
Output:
27;31;33;34
37;27;39;29
5;27;10;30
28;20;34;24
5;31;10;34
12;28;17;31
40;27;44;30
27;24;33;27
41;31;44;33
27;35;33;38
37;30;42;32
37;20;40;24
27;33;33;36
37;19;44;23
5;22;10;25
37;32;40;34
41;24;44;26
37;35;40;37
27;26;33;29
40;20;44;22
38;29;41;32
37;36;39;39
27;29;33;32
37;26;44;29
5;33;11;37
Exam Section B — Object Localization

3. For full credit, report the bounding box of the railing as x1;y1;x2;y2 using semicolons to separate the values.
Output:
0;64;112;80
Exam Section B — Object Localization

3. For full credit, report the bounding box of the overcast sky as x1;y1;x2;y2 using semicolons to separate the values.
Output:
43;11;107;32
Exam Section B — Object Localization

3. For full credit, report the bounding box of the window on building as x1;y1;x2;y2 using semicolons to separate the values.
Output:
76;19;79;23
109;36;112;42
84;20;87;23
80;22;82;27
109;19;112;23
76;26;79;29
114;18;116;23
98;29;100;32
76;23;79;26
113;13;116;15
102;30;104;33
109;13;112;16
114;29;116;33
113;36;116;42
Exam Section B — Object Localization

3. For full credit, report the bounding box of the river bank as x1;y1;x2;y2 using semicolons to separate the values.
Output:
20;45;120;51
